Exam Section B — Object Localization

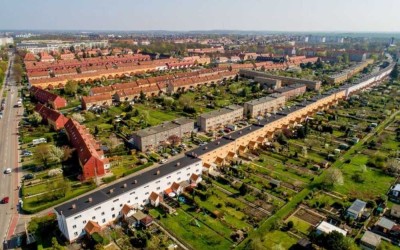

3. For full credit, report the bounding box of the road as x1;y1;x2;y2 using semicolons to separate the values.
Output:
0;52;23;248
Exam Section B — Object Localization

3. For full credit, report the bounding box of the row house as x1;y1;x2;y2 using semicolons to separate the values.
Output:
81;94;112;110
27;71;50;80
54;156;202;242
34;104;68;130
64;119;110;180
244;95;286;118
113;85;162;102
29;86;67;109
131;117;194;152
198;104;244;132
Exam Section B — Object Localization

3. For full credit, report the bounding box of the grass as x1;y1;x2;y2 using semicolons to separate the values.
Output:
156;209;233;250
134;104;179;126
260;230;298;250
286;216;312;234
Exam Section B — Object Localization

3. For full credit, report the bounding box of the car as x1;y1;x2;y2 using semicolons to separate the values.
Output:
1;197;9;204
23;173;34;180
4;168;11;174
159;159;168;164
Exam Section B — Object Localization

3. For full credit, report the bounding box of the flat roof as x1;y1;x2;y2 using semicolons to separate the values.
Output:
223;124;263;140
317;221;347;236
361;231;381;246
54;156;201;218
199;104;243;119
275;83;306;93
244;95;281;106
134;117;194;137
348;199;367;214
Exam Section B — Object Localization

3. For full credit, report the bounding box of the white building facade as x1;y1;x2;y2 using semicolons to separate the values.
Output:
54;156;202;242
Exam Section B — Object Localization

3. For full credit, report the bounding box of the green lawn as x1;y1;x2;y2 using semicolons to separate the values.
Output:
261;230;298;249
156;209;233;250
286;215;312;234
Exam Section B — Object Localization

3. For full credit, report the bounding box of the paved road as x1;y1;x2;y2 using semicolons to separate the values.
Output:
0;53;23;246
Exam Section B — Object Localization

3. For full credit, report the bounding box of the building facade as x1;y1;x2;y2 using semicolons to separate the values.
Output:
244;95;286;118
198;105;244;132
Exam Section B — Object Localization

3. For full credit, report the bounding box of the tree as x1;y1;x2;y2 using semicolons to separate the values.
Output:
28;112;43;126
51;237;64;250
239;183;248;195
390;64;399;79
64;80;78;96
168;135;181;146
322;231;351;250
386;159;400;177
139;90;146;102
323;168;344;188
72;113;86;123
34;144;51;166
48;145;64;163
13;63;23;83
163;96;175;109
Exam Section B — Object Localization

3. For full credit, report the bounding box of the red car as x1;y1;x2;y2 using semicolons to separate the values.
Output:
1;197;9;204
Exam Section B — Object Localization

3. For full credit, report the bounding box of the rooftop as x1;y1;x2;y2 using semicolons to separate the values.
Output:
199;104;243;119
347;199;367;214
134;117;194;138
244;95;282;106
54;155;201;218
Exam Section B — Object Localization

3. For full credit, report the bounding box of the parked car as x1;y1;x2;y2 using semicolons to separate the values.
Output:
23;173;34;180
159;159;168;164
1;197;9;204
4;168;11;174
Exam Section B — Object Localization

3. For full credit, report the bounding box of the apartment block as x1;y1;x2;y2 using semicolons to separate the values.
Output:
244;95;286;118
275;84;307;100
198;104;244;132
132;118;194;151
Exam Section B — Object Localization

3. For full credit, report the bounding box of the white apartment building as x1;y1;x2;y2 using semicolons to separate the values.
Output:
244;95;286;118
0;37;14;47
54;156;202;242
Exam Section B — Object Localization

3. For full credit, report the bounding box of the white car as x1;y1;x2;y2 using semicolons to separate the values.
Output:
4;168;11;174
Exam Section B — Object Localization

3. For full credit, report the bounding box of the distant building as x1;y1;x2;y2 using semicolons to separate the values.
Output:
198;105;244;132
275;84;307;100
30;86;67;109
0;37;14;46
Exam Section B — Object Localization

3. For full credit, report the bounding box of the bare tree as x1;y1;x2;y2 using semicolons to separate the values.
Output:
72;113;86;123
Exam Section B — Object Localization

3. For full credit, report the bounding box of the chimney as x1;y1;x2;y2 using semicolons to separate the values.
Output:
156;170;160;175
109;189;114;194
204;146;208;150
72;204;76;209
217;141;220;145
88;197;92;203
134;179;137;184
123;183;127;188
176;162;180;167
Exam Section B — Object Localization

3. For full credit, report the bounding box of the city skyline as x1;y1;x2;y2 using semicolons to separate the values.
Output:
2;0;400;32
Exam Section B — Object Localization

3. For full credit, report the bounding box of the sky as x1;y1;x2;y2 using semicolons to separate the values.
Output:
1;0;400;32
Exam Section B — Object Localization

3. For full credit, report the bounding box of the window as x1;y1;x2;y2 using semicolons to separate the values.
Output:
130;191;135;195
177;171;181;174
101;212;105;216
187;173;190;176
74;215;82;220
167;182;171;185
143;199;146;203
111;207;115;211
113;199;119;202
156;187;160;190
186;167;190;170
167;175;171;179
112;214;115;218
95;206;101;211
135;197;138;200
145;192;149;195
72;225;77;229
127;200;131;203
102;219;106;223
119;204;123;207
156;180;160;184
144;185;149;189
196;169;199;172
82;220;87;224
178;177;181;181
74;232;78;236
92;216;96;220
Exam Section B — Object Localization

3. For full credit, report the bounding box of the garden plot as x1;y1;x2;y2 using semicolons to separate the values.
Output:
292;206;325;227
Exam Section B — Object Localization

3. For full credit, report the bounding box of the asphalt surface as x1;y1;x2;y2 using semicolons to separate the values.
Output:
0;53;23;247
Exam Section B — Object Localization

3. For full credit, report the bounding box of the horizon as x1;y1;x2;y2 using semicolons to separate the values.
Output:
2;0;400;32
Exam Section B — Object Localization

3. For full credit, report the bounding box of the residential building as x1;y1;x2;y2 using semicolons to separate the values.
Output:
34;104;69;130
244;95;286;118
198;105;244;132
375;217;399;236
64;119;110;180
254;77;282;90
275;84;307;100
239;69;321;90
346;199;367;219
0;37;14;46
360;231;381;250
131;118;194;151
29;86;67;109
81;94;112;110
54;156;202;242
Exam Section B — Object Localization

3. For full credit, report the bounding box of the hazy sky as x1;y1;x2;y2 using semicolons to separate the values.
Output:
1;0;400;32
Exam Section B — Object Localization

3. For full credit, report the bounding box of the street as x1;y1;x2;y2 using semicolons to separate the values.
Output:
0;52;23;247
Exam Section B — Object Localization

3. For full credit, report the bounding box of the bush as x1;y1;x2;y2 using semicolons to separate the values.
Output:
102;175;116;183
